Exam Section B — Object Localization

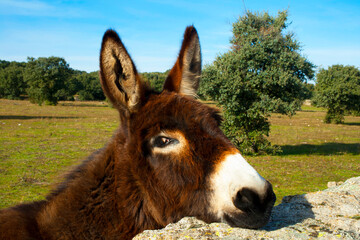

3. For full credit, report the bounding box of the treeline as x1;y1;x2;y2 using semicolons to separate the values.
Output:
141;71;169;92
0;57;105;105
0;57;172;106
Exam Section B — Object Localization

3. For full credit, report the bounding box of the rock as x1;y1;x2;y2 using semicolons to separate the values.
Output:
327;181;344;188
134;177;360;239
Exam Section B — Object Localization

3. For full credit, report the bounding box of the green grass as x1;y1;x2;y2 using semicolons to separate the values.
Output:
248;105;360;203
0;100;359;208
0;99;118;208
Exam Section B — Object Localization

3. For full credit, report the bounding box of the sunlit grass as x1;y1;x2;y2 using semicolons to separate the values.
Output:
0;99;118;208
0;99;359;208
248;106;360;204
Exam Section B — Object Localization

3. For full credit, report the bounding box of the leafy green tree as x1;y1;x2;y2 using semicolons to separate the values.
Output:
199;10;315;154
141;71;168;92
66;71;83;99
0;61;27;99
54;69;84;101
24;57;71;105
303;83;315;100
77;71;105;101
0;60;10;70
313;65;360;124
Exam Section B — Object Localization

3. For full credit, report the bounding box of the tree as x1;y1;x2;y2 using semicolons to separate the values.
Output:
313;65;360;124
141;71;168;92
0;60;10;70
199;10;315;154
24;57;71;105
77;71;105;101
55;69;84;101
0;61;27;99
303;83;315;100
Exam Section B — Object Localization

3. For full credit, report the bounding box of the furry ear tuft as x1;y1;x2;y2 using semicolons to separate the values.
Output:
163;26;201;97
99;29;143;114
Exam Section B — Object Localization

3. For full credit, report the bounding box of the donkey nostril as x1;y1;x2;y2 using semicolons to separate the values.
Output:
233;188;261;213
234;191;244;209
233;189;251;212
236;191;243;202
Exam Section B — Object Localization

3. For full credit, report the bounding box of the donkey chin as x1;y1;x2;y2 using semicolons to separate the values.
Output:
208;152;276;229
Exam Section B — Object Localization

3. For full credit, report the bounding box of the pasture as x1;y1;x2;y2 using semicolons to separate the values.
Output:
0;99;359;208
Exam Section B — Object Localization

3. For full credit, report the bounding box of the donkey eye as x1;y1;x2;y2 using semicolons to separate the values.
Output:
152;136;178;148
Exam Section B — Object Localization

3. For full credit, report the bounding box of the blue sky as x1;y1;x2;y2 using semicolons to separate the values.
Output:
0;0;359;76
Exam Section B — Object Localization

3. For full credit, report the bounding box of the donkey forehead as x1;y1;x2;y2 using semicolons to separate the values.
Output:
134;91;222;132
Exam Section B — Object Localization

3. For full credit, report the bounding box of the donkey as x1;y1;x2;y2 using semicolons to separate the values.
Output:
0;26;275;240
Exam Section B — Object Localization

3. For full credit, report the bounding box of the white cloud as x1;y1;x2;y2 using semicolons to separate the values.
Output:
0;0;51;11
0;0;92;18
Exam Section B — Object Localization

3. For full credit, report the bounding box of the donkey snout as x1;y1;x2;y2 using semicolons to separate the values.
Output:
209;153;276;229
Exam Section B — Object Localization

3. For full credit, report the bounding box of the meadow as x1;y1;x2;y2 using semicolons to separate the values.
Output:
0;99;359;208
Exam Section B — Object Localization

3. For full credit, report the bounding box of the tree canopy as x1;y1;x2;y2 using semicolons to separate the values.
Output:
313;65;360;124
76;71;105;101
0;61;26;99
1;57;173;104
0;58;107;104
141;71;168;92
24;57;72;105
199;10;315;154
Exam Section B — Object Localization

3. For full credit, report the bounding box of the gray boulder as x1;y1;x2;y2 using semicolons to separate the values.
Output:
134;176;360;239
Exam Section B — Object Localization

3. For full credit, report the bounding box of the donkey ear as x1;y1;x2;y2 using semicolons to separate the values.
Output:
163;26;201;97
100;29;143;113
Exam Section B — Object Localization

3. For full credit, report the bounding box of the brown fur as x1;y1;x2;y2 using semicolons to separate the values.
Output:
0;26;275;240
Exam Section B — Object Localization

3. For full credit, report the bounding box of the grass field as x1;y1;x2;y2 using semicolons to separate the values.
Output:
0;99;359;208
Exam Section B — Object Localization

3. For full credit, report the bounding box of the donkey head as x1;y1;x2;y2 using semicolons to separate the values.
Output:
99;26;275;230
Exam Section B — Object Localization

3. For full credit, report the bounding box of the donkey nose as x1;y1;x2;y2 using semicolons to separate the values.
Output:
233;180;276;215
